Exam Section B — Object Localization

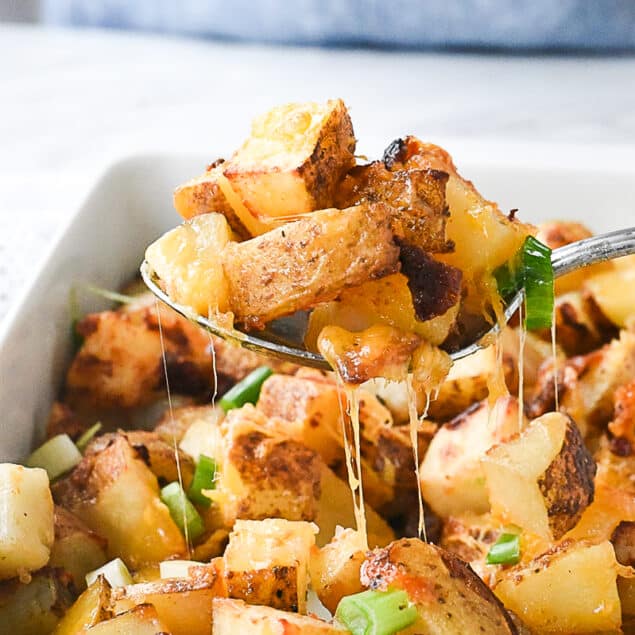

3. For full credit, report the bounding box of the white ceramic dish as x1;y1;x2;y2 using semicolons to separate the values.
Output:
1;144;634;462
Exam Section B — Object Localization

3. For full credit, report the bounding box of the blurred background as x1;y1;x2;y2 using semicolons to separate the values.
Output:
1;1;635;321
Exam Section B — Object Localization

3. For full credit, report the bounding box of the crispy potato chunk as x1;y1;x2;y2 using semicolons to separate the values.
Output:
145;213;233;315
420;397;526;518
585;254;635;328
609;379;635;449
65;299;213;411
52;435;186;567
86;603;170;634
212;598;347;634
52;577;112;635
494;540;622;634
223;99;355;223
361;538;516;634
223;203;400;329
482;412;595;541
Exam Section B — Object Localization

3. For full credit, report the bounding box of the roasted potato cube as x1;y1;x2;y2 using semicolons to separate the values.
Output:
222;203;400;330
172;405;224;461
224;519;317;613
114;562;224;635
494;540;622;633
85;603;170;634
0;569;73;635
560;329;635;436
420;397;526;518
0;464;54;580
212;598;347;635
52;577;112;635
65;299;213;411
308;527;366;613
482;412;595;541
223;99;355;223
145;213;233;315
173;163;255;239
361;538;516;634
609;379;635;450
49;507;107;590
53;435;186;568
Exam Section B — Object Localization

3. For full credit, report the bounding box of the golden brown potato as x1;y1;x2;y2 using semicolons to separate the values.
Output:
361;538;517;634
494;540;622;634
85;603;170;634
52;577;112;635
46;401;92;441
308;527;366;613
0;569;74;635
212;598;347;635
585;254;635;328
53;434;186;568
223;99;355;224
420;396;526;518
612;521;635;567
223;519;317;613
222;203;400;330
114;562;224;635
609;378;635;449
482;412;595;541
49;507;107;590
65;298;213;411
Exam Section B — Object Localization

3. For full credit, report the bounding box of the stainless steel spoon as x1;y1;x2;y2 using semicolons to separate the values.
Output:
141;226;635;370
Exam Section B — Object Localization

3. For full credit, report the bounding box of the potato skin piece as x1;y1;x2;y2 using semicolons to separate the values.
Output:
360;538;517;635
223;203;400;329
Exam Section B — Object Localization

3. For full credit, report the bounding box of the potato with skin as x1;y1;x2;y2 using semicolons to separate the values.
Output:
482;412;595;541
420;396;526;519
222;203;400;330
212;598;347;635
360;538;517;635
494;540;623;634
83;603;170;634
223;99;356;224
52;577;112;635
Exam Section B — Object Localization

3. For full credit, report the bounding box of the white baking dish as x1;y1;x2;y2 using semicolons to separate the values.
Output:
1;143;634;462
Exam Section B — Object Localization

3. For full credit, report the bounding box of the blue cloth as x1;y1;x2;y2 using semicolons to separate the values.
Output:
42;0;635;51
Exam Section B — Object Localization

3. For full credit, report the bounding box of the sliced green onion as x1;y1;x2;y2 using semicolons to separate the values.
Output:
494;236;554;331
159;559;204;579
219;366;273;412
26;434;82;480
83;284;136;305
160;481;205;542
187;455;217;507
86;557;132;588
76;422;103;452
486;532;521;565
335;589;418;635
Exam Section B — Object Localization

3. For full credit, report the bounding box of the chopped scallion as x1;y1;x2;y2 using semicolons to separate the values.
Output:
159;559;204;579
335;588;418;635
76;422;103;452
188;455;217;507
26;434;82;480
86;557;132;588
219;366;273;412
83;284;136;305
160;481;205;541
486;532;521;565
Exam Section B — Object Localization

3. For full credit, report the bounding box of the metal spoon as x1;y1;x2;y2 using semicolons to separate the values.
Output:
141;226;635;370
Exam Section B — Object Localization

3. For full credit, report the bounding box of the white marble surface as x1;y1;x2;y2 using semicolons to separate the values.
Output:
2;24;635;321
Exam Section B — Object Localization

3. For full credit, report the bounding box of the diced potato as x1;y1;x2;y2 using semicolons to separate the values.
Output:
420;397;526;518
0;464;54;580
65;299;213;411
113;562;224;635
308;528;366;613
361;538;516;634
224;519;317;613
609;379;635;449
53;435;186;568
482;412;595;541
177;405;225;462
145;213;233;315
585;254;635;328
0;569;73;635
212;598;347;634
52;577;112;635
85;603;170;634
173;163;254;239
222;99;355;223
222;203;399;330
494;540;622;633
49;507;107;590
560;329;635;436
